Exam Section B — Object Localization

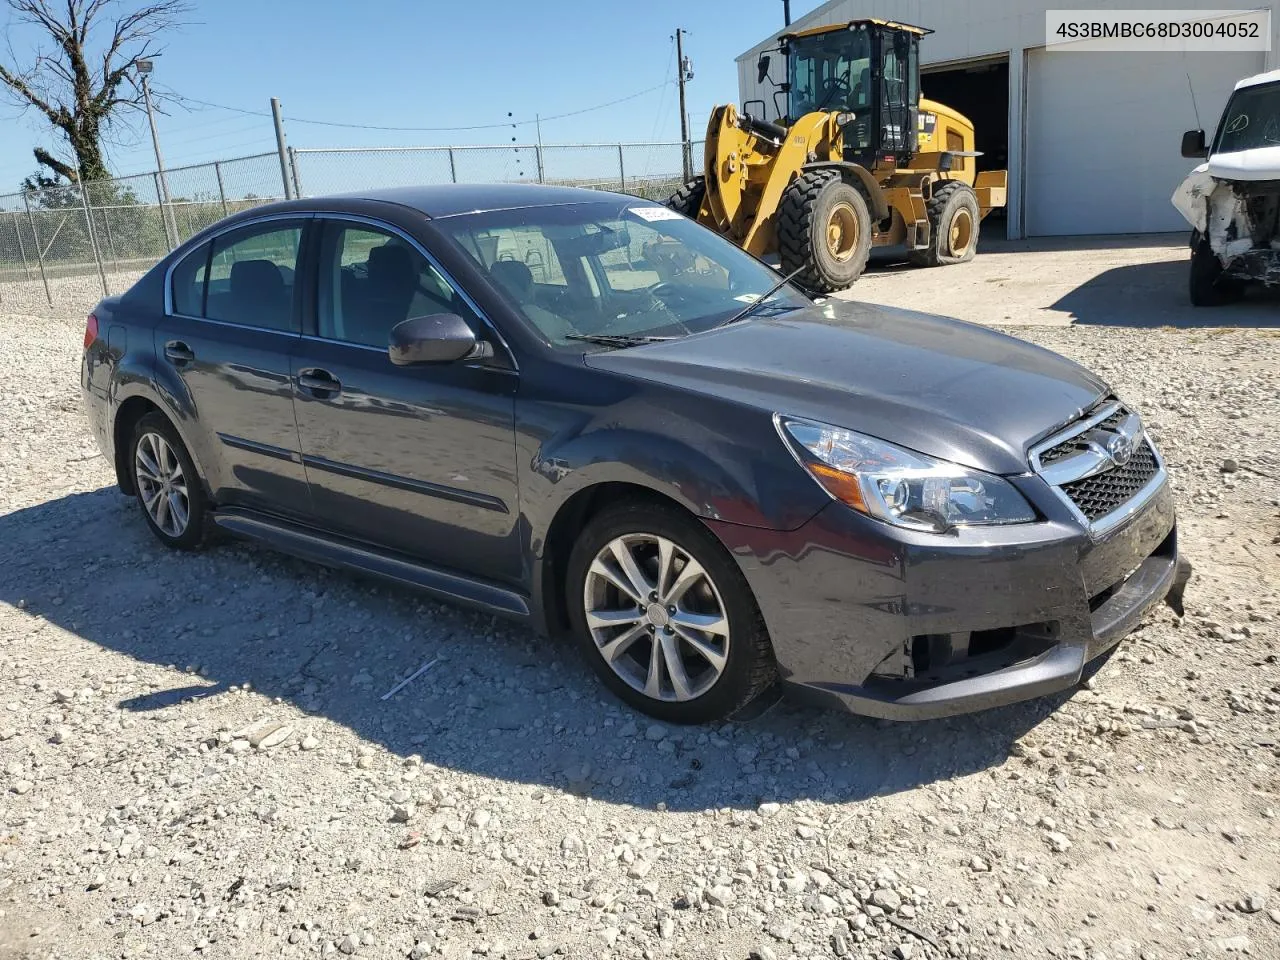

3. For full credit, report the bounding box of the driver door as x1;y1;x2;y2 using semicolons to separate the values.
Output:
291;217;521;582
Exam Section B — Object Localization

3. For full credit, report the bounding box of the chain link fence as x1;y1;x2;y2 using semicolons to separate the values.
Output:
0;141;699;317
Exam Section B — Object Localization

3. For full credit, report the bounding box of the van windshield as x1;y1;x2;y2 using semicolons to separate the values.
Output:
1214;81;1280;154
436;200;811;348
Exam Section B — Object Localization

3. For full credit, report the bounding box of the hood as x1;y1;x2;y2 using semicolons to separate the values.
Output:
1208;145;1280;182
584;302;1109;475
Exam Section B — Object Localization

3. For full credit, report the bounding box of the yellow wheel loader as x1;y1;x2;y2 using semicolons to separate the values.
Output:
667;19;1007;293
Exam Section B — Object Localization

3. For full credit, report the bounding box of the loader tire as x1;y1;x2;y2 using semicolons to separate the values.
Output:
909;180;980;267
666;177;707;220
778;170;872;293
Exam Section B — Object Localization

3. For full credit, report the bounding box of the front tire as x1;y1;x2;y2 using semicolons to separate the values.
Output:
666;177;706;220
130;412;209;550
566;501;776;724
778;170;873;293
1189;236;1240;306
909;180;980;267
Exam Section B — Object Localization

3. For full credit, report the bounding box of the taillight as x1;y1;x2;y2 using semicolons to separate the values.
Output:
84;313;99;350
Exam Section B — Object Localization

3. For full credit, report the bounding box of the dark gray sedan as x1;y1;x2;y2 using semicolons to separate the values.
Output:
80;184;1177;723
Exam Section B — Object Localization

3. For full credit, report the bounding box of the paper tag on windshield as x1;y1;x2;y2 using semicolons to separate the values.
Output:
629;205;683;222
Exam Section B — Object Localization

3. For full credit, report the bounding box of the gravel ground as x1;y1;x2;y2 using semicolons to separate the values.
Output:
1;299;1278;960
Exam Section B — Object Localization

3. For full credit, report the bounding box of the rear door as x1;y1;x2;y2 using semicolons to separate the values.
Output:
291;216;520;582
155;216;313;517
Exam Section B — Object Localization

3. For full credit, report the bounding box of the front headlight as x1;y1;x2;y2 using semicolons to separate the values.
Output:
776;415;1037;533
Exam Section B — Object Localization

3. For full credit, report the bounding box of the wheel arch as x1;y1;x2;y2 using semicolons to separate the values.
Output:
111;385;212;499
800;161;889;221
536;481;707;639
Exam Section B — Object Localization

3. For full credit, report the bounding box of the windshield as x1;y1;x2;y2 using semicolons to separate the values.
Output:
788;25;873;119
435;200;811;348
1213;81;1280;154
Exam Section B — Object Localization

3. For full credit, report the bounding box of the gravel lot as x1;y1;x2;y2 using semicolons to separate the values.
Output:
1;255;1279;960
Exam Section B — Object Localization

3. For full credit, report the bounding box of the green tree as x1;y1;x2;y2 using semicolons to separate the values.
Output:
0;0;187;188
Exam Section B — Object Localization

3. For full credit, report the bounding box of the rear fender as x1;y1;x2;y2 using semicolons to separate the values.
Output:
110;355;213;498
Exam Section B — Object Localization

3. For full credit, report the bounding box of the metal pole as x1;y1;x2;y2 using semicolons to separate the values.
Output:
77;169;109;296
142;73;177;248
618;144;626;193
271;97;294;200
782;0;791;26
448;147;457;183
288;146;304;198
22;193;52;306
13;212;32;280
214;161;229;216
535;114;545;184
676;27;691;182
153;172;173;251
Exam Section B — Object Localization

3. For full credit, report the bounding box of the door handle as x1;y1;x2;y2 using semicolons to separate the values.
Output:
297;369;342;397
164;341;195;365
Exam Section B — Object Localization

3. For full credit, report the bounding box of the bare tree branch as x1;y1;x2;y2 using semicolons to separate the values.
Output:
0;0;189;185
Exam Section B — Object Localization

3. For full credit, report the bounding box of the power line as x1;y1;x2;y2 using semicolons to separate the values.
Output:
174;81;673;134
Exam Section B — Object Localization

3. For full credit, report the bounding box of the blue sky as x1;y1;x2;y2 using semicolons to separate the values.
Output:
0;0;820;191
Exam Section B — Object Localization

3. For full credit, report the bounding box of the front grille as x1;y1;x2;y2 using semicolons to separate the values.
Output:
1059;440;1160;521
1030;400;1165;532
1039;406;1127;464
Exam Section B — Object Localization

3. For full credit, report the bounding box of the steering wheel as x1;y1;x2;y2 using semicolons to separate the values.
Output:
820;74;851;102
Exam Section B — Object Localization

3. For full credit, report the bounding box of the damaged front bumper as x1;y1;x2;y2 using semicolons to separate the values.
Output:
1173;166;1280;282
705;477;1177;721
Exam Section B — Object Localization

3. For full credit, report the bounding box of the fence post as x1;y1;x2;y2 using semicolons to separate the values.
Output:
618;144;626;193
100;204;119;271
13;212;32;280
154;172;174;249
22;192;52;306
77;176;109;297
288;147;304;198
214;161;229;217
448;148;458;184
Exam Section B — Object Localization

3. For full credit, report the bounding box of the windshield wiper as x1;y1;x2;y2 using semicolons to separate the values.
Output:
716;265;808;328
564;333;675;348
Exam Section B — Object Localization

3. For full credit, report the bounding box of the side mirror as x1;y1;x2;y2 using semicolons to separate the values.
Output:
757;54;771;84
1181;128;1208;158
388;313;486;365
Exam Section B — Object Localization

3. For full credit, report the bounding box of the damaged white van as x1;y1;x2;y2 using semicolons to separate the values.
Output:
1173;70;1280;306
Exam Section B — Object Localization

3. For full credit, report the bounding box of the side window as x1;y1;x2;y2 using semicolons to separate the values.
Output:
170;241;211;316
318;223;470;349
204;223;303;332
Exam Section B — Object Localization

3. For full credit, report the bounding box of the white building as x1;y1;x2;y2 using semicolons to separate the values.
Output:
736;1;1279;237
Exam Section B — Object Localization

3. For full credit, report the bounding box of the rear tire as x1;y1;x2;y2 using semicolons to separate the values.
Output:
909;180;980;267
778;170;873;293
566;500;776;724
130;412;209;550
666;177;707;220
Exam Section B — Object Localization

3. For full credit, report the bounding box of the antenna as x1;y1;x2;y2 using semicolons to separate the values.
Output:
1186;72;1202;129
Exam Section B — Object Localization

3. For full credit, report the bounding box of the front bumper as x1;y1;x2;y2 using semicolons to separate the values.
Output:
706;476;1177;721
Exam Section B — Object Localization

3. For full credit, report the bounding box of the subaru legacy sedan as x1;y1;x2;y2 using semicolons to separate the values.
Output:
80;184;1177;723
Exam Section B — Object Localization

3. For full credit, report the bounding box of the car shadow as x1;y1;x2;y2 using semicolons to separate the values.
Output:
0;487;1082;812
1051;259;1280;328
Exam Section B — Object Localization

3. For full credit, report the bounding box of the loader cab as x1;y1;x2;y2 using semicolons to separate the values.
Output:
779;19;925;170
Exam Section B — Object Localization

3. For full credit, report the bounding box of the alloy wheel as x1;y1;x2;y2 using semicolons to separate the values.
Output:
134;431;190;538
582;533;730;702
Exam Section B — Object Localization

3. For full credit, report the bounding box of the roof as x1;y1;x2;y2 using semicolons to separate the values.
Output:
1236;68;1280;90
334;182;631;219
784;18;931;40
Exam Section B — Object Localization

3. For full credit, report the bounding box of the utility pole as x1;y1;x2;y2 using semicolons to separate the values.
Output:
675;28;694;181
138;59;176;247
271;98;294;200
